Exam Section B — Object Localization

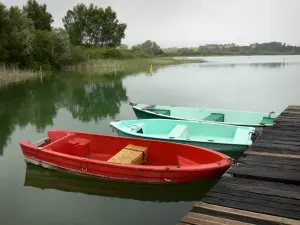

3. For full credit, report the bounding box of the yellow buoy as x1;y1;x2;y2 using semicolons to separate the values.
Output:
149;64;153;74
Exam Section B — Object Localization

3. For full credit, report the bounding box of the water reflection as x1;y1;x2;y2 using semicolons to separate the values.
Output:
0;74;128;155
24;164;219;202
63;78;128;122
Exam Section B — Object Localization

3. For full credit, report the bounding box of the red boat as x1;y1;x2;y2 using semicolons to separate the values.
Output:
19;130;234;184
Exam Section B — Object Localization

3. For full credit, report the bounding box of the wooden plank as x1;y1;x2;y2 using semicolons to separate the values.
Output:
276;120;300;125
245;151;300;159
287;105;300;110
239;154;300;166
210;185;300;206
276;116;300;121
246;145;300;155
263;126;300;133
262;130;300;138
251;142;300;151
211;182;300;201
219;177;300;194
274;124;300;129
191;206;279;225
253;138;300;147
194;202;300;225
177;222;189;225
278;117;300;121
180;212;253;225
254;134;300;142
259;128;300;134
238;158;300;171
202;196;300;220
215;178;300;199
280;111;300;115
204;192;300;214
180;215;221;224
227;165;300;184
107;144;148;164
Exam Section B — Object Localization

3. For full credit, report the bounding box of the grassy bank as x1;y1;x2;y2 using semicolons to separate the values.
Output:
61;57;204;75
0;67;39;88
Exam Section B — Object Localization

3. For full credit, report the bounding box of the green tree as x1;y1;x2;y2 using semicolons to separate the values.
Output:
62;3;127;47
23;0;53;31
118;44;128;50
0;3;10;63
31;29;55;69
139;40;163;56
7;6;35;68
52;28;71;67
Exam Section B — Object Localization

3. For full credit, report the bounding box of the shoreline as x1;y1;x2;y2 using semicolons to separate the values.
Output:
60;57;205;75
0;57;204;87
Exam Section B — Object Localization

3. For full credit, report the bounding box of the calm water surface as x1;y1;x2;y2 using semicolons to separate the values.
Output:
1;55;300;225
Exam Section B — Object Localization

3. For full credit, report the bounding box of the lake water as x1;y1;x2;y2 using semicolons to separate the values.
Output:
1;55;300;225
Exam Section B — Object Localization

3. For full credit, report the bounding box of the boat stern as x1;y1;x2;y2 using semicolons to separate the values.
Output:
233;126;256;146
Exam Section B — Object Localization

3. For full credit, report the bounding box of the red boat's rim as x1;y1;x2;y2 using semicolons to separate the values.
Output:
20;129;234;172
23;156;223;184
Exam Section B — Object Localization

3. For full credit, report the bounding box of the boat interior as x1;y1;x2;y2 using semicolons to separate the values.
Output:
138;104;278;125
32;130;224;167
120;120;253;144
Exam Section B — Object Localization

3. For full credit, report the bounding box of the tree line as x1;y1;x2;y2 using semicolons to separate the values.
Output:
0;0;164;71
164;42;300;57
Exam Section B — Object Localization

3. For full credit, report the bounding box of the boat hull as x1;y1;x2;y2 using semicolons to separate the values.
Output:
20;130;233;184
24;163;220;202
132;104;276;130
113;128;248;159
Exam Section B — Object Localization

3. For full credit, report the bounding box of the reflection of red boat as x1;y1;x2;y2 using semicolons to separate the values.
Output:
20;129;233;184
24;164;220;202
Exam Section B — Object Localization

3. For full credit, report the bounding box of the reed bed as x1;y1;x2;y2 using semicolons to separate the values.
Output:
61;58;204;75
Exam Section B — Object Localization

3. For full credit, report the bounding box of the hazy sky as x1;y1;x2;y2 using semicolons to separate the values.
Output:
2;0;299;48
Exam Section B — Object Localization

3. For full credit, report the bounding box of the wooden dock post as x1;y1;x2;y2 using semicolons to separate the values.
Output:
176;105;300;225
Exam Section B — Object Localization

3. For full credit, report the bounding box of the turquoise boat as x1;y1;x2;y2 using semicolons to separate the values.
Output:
129;102;279;129
110;119;255;159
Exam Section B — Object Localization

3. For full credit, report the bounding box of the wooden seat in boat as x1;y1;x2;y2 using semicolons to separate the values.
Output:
169;124;188;139
107;144;148;165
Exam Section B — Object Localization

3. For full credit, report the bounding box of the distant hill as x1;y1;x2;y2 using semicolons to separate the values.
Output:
163;42;300;56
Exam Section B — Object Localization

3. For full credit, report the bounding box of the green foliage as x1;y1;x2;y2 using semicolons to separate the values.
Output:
52;28;71;67
23;0;53;31
134;40;164;56
7;6;35;67
32;29;55;69
0;3;11;62
70;45;87;63
0;75;129;153
0;1;168;74
84;46;151;60
165;42;300;57
62;3;127;47
118;44;128;50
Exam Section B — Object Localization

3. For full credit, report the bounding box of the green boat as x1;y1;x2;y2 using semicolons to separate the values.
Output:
110;119;255;159
129;102;279;129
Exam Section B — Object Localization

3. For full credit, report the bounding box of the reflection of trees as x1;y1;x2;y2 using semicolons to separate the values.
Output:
249;62;286;68
0;104;14;155
0;75;128;155
63;78;128;122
